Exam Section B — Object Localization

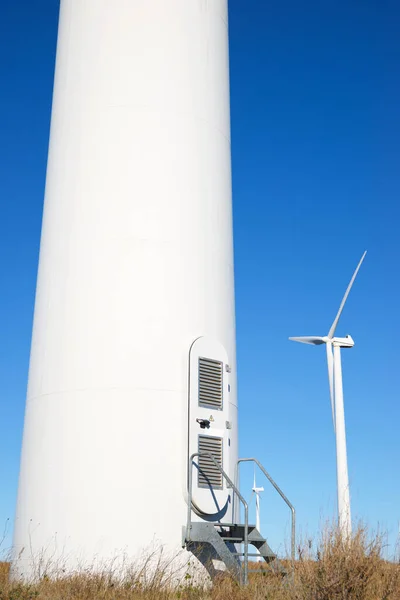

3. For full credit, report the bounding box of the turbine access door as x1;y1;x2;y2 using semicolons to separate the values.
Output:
188;337;232;522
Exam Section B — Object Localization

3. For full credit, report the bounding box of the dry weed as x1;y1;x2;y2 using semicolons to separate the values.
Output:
1;524;399;599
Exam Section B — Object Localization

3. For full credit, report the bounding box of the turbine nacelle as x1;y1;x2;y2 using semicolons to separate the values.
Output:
332;335;354;348
252;486;264;494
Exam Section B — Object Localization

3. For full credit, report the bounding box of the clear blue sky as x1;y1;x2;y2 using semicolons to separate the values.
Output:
1;1;399;557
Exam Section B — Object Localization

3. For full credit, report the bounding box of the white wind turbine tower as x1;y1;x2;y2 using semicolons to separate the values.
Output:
289;251;367;538
252;470;264;562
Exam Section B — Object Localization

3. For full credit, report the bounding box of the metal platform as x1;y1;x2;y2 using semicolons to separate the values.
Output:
183;456;295;585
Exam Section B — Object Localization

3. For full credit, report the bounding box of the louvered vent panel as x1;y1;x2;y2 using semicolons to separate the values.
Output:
198;357;223;409
198;435;223;489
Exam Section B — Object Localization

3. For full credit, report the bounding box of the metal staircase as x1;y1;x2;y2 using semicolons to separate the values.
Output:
183;454;295;585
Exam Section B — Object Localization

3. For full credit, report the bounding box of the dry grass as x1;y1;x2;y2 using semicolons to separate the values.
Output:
1;525;399;599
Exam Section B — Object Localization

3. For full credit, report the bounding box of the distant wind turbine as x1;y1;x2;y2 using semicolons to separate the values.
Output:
252;469;264;562
289;251;367;538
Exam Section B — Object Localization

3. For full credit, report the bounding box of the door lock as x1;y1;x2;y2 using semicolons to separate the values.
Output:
196;418;210;429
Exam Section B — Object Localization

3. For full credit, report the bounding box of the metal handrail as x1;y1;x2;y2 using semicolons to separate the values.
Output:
187;452;250;585
236;458;296;567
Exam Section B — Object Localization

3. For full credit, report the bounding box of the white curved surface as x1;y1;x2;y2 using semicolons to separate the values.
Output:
13;0;237;578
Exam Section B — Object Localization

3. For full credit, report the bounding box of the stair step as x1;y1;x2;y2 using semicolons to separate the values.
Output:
220;536;269;544
232;552;276;558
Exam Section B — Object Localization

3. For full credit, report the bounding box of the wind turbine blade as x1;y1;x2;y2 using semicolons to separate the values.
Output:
289;336;325;345
326;341;335;432
253;466;256;490
328;251;367;339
